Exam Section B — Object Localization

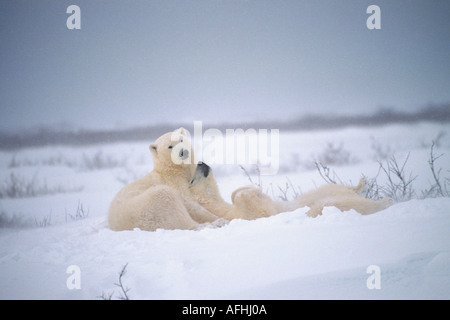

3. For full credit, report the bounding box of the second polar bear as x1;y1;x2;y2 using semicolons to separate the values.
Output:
108;128;219;231
190;162;393;220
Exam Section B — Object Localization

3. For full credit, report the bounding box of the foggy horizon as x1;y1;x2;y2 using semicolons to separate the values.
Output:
1;0;449;133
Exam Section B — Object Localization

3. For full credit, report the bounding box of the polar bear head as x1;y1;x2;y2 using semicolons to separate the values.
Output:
149;128;194;171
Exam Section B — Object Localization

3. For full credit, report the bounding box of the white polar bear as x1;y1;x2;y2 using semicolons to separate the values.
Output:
108;128;219;231
228;179;393;218
190;163;393;220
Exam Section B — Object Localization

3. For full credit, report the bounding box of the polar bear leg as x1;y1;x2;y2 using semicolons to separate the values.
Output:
333;196;393;215
135;185;198;231
182;197;219;223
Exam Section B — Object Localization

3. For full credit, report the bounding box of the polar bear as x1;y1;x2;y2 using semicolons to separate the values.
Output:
190;162;392;220
229;179;393;218
189;162;276;220
108;128;219;231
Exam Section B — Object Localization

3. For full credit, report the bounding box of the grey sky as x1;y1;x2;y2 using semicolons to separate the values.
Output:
1;0;449;132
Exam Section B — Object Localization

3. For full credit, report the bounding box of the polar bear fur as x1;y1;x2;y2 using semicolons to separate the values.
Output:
108;128;219;231
189;162;275;220
190;163;392;220
229;179;393;218
290;179;393;217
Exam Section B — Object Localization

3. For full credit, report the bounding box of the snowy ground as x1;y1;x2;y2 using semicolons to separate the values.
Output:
0;122;449;300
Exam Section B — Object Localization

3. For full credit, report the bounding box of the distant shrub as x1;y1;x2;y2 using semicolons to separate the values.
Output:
370;137;392;161
0;212;52;229
301;142;359;171
8;153;72;168
315;142;359;166
317;141;449;202
0;200;89;229
80;151;127;171
0;172;83;199
0;212;33;228
8;151;127;171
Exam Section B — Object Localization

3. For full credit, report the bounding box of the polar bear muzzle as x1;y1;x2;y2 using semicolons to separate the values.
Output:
190;162;211;185
179;148;189;160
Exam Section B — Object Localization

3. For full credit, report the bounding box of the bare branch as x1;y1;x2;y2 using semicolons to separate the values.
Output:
377;153;417;202
314;161;338;184
114;263;130;300
422;141;448;198
239;164;262;189
428;141;444;197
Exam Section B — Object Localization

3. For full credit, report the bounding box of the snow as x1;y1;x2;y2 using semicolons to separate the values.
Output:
0;122;449;300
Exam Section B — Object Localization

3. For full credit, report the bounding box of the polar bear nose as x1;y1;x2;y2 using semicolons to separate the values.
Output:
179;148;189;160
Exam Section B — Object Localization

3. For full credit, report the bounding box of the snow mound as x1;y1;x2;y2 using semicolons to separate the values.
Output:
0;197;449;300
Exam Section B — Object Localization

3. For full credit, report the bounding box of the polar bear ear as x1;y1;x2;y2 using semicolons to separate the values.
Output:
175;127;187;135
149;144;157;154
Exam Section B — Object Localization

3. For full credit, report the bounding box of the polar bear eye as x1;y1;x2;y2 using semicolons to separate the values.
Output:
168;145;173;150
